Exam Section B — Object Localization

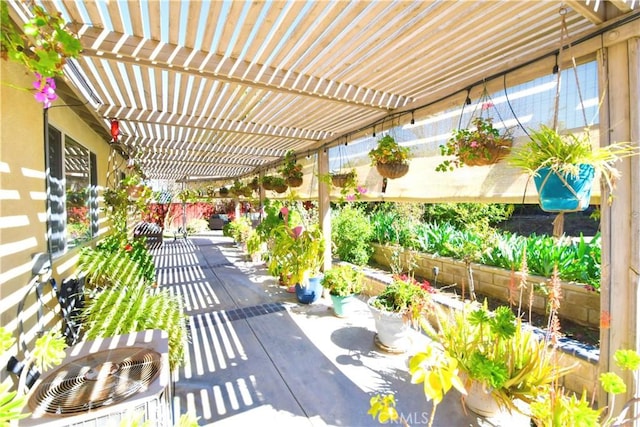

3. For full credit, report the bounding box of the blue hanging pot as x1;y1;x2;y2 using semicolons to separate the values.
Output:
533;164;595;212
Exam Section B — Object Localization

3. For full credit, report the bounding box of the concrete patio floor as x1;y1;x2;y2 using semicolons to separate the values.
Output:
152;233;524;427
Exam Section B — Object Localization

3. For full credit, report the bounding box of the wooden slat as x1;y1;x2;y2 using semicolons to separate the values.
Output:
9;0;636;181
77;27;402;109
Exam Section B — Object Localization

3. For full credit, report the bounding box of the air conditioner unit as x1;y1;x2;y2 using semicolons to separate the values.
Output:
22;329;172;427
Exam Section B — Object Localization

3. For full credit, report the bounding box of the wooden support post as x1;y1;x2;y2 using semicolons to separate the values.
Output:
317;149;332;273
599;34;640;422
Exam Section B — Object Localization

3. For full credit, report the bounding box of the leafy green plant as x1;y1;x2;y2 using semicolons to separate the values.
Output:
368;394;405;425
318;168;366;202
226;216;253;243
81;285;188;370
369;210;417;248
186;218;208;234
246;229;262;258
423;203;514;231
279;150;303;180
370;274;434;320
321;264;364;297
371;209;602;289
531;349;640;426
331;205;373;265
0;327;67;424
267;204;324;286
0;4;82;77
103;172;152;236
508;126;638;198
414;301;573;418
78;235;156;289
368;135;411;166
436;117;513;171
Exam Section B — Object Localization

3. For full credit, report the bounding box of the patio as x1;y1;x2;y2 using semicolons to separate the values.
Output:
156;232;527;426
1;1;640;425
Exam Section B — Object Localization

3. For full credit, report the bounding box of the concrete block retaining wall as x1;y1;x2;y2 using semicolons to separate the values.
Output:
370;243;601;329
358;248;600;398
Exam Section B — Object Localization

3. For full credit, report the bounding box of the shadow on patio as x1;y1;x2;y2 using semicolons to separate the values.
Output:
150;234;499;427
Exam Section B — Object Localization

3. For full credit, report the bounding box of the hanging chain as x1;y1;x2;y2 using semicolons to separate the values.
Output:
553;7;568;131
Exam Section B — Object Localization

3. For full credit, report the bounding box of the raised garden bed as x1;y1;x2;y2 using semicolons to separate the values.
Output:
353;261;599;398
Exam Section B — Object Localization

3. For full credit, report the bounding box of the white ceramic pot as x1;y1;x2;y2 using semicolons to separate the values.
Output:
367;296;412;352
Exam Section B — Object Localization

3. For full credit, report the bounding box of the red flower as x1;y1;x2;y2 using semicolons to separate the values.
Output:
124;244;133;252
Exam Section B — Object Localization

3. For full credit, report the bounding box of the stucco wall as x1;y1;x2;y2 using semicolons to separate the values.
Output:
0;60;114;379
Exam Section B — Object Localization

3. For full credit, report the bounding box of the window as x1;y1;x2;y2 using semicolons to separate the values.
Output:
47;125;98;256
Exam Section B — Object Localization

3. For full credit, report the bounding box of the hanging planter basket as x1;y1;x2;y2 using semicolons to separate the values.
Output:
219;188;229;197
376;162;409;179
459;140;512;167
331;172;353;188
273;184;288;194
127;185;145;200
533;164;595;212
286;176;303;188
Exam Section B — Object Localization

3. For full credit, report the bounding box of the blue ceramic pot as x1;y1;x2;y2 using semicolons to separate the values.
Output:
295;275;323;304
533;164;595;212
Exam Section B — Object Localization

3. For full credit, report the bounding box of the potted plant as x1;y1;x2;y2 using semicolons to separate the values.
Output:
121;173;146;200
436;116;513;172
530;348;640;426
330;169;356;188
268;206;325;303
229;180;243;197
270;176;288;194
248;176;260;191
508;125;637;212
367;274;434;352
321;264;364;317
260;175;274;191
219;186;229;197
410;301;573;421
280;150;304;188
318;169;365;202
368;135;411;179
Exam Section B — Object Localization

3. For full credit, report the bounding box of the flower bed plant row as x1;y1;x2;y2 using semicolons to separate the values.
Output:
368;212;601;290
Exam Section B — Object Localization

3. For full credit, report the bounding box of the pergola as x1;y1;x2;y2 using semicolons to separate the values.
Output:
4;0;640;418
5;1;637;180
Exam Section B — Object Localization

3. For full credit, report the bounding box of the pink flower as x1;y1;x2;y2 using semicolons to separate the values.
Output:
291;225;304;239
469;141;479;148
280;206;289;222
33;73;57;108
481;102;494;110
346;194;356;202
357;186;367;194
